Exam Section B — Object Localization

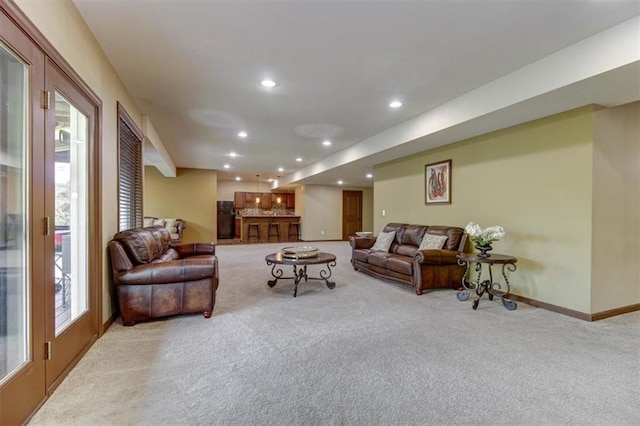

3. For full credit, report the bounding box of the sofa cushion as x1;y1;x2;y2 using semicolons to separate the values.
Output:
154;248;180;263
368;252;391;268
383;223;407;246
386;255;413;275
371;231;396;252
352;249;371;264
114;228;161;264
419;233;448;250
395;244;419;257
401;225;427;247
425;226;464;251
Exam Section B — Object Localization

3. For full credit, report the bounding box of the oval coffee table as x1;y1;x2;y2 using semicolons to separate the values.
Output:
265;251;336;297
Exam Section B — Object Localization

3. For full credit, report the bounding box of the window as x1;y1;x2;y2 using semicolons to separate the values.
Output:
117;103;143;231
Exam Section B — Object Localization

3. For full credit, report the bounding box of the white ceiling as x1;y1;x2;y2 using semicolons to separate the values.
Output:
71;0;640;188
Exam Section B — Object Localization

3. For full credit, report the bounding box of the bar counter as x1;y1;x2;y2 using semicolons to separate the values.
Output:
240;215;301;243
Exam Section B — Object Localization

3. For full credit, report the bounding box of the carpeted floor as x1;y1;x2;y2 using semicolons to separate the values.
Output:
28;241;640;425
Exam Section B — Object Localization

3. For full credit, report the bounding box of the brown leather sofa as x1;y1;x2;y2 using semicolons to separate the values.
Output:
350;223;467;295
108;226;219;326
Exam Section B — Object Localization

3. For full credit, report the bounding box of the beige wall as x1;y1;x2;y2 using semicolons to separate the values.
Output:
144;167;218;243
375;106;596;313
299;185;373;241
591;101;640;312
16;0;145;322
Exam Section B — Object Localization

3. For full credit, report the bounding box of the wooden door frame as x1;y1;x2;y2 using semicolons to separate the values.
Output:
1;0;103;335
44;58;101;393
0;7;47;425
0;1;103;423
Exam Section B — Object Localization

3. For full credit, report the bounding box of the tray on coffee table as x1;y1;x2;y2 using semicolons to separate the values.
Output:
280;246;319;259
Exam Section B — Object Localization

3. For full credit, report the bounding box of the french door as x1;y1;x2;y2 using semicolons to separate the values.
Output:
0;7;99;424
0;10;46;425
43;59;98;392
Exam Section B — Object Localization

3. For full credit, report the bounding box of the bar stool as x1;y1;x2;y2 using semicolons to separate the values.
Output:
268;221;281;242
247;223;261;242
288;222;301;241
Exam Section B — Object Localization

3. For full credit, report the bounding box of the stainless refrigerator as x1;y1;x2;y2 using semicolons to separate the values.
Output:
217;201;235;239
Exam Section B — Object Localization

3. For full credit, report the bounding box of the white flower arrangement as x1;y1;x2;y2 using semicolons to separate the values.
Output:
464;222;505;246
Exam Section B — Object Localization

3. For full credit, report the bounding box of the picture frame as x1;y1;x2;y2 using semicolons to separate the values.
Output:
425;159;452;204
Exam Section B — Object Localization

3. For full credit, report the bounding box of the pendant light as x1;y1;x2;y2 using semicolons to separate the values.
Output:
255;175;260;204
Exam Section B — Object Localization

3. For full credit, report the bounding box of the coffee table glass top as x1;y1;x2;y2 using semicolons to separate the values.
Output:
265;251;336;265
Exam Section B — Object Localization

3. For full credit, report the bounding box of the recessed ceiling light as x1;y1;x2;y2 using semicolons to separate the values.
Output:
337;180;343;185
389;100;402;108
278;167;284;172
366;173;373;179
295;157;303;162
235;176;241;181
260;79;276;88
229;152;237;157
223;164;230;169
322;140;332;146
238;131;248;138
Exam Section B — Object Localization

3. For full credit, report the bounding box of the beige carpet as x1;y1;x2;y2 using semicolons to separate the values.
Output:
29;241;640;425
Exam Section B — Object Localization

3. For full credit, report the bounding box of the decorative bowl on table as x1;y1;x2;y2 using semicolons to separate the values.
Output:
355;231;373;237
280;246;319;259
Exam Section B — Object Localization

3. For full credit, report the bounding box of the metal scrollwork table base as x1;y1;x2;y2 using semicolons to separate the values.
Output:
456;253;518;311
265;252;337;297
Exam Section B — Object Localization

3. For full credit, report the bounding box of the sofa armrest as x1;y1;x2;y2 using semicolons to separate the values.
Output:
349;236;376;249
114;258;216;285
414;249;460;265
174;242;215;257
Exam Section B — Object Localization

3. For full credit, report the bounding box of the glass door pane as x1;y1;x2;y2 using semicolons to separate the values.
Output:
0;42;29;384
54;93;88;335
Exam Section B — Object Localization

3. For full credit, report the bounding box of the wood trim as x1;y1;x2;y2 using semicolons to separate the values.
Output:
117;101;143;141
1;0;101;107
589;303;640;321
507;294;591;320
508;294;640;321
101;310;118;335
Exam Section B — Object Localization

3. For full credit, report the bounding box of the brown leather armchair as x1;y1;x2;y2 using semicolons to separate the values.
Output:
108;226;218;326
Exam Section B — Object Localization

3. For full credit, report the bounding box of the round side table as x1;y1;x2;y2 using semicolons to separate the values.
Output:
456;253;518;310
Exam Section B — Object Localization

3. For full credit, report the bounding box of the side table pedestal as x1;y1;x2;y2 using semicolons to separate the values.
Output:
456;253;517;311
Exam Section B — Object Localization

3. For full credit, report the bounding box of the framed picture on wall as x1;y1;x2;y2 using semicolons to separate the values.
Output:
425;159;452;204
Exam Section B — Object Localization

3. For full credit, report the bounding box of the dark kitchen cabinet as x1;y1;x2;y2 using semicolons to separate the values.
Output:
234;192;245;209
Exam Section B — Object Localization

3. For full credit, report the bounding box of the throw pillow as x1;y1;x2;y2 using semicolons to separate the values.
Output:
370;231;396;252
418;233;448;250
143;217;154;227
152;218;165;227
164;218;178;233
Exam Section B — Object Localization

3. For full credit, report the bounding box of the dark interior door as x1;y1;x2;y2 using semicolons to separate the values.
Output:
342;190;363;240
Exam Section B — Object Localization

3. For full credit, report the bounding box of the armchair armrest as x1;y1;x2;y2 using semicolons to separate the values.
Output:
349;236;376;249
114;258;216;285
414;249;461;265
174;242;216;257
